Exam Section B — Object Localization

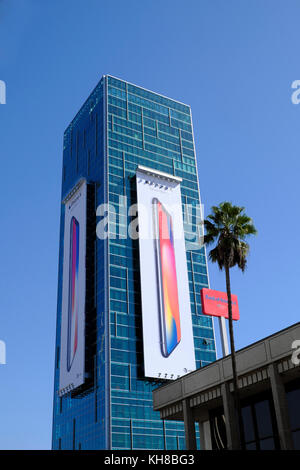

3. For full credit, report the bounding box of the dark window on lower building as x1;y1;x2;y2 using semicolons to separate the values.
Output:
286;378;300;449
242;393;279;450
210;392;280;450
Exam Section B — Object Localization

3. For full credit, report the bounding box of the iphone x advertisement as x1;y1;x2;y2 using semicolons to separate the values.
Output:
153;199;181;357
136;166;196;380
67;217;79;372
59;180;87;396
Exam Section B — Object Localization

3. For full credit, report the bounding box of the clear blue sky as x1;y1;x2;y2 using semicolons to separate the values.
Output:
0;0;299;450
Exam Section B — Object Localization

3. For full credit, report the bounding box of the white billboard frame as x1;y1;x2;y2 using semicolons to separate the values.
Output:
59;179;87;396
136;166;196;380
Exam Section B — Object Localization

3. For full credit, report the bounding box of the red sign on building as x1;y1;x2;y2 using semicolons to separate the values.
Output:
201;288;240;320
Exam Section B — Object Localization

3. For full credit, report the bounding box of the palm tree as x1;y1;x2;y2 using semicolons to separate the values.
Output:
204;201;257;449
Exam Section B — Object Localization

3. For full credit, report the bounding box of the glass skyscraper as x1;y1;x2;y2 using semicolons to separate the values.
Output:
52;75;217;450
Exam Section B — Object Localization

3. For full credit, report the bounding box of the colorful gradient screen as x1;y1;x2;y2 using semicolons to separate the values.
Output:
158;202;181;355
67;216;79;371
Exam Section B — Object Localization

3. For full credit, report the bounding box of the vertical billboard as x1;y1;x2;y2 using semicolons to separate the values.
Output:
59;180;87;396
136;166;196;380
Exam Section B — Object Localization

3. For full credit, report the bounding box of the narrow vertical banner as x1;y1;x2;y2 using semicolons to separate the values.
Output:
136;166;196;380
59;180;87;396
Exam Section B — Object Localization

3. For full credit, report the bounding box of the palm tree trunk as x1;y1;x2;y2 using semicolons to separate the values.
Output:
224;262;243;449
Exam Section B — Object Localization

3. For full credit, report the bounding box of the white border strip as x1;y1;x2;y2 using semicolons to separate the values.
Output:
137;164;182;183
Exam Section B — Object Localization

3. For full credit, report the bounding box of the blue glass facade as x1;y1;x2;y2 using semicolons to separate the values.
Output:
52;76;216;450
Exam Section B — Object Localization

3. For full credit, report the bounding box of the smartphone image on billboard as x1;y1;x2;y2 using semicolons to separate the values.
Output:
67;216;79;372
152;198;181;357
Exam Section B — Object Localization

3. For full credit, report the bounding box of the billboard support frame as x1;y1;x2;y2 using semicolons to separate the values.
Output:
219;317;229;357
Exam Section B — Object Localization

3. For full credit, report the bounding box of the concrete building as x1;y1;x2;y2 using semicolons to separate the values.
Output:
153;322;300;450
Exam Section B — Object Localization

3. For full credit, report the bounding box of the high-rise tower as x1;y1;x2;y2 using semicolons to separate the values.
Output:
52;76;216;450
